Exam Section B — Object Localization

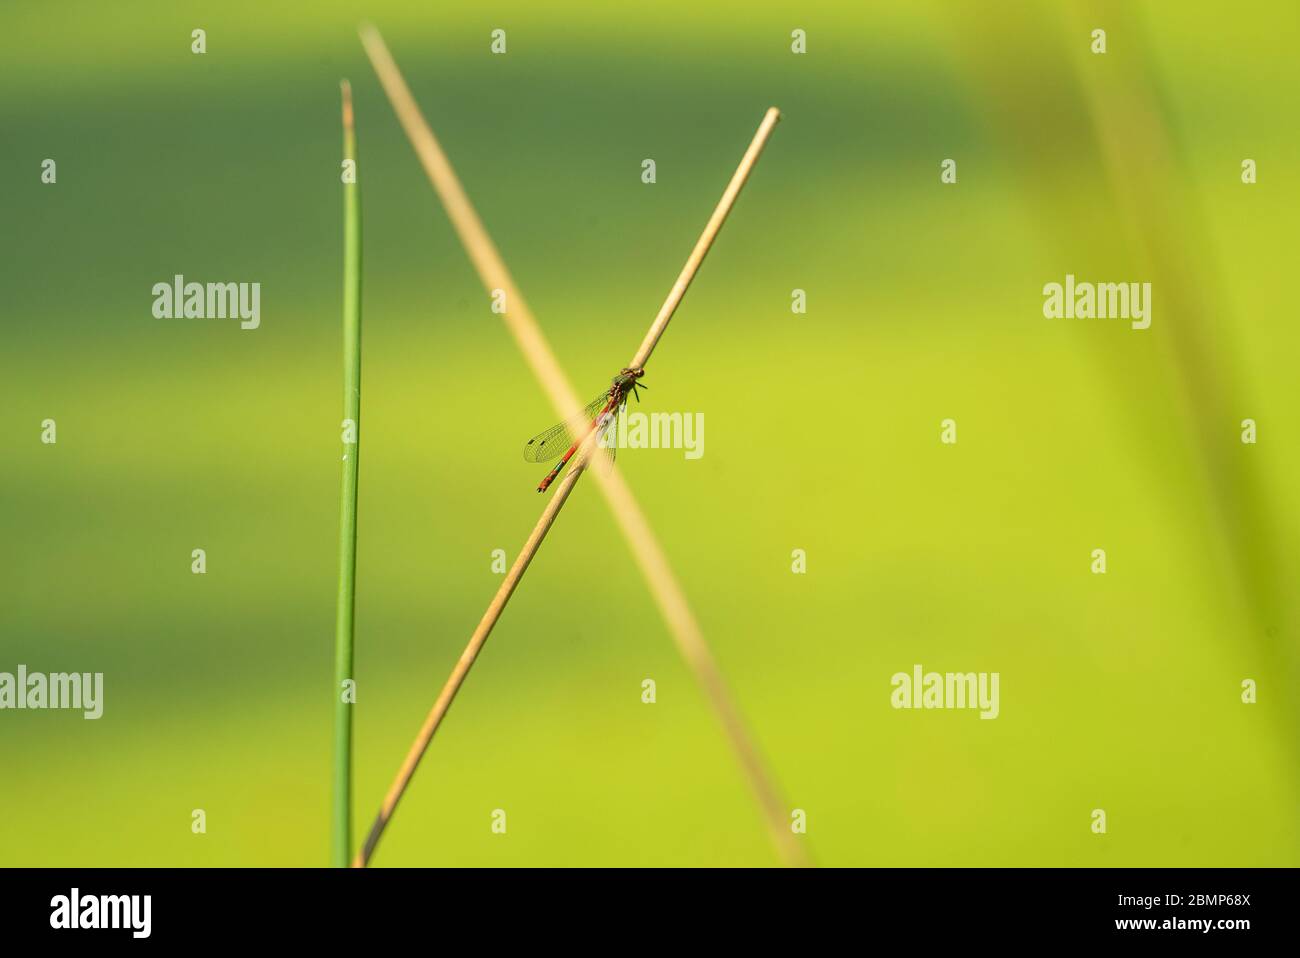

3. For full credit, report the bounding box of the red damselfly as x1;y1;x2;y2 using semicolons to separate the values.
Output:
525;367;646;492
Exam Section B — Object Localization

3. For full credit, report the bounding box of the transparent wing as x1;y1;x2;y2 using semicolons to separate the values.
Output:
591;405;620;472
524;393;610;463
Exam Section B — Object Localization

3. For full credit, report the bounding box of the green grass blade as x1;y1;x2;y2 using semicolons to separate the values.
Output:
332;79;362;868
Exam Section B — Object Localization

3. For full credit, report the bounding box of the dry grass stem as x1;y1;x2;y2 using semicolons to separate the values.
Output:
355;24;803;868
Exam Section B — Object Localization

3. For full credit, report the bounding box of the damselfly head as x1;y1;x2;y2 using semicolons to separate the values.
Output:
614;366;647;402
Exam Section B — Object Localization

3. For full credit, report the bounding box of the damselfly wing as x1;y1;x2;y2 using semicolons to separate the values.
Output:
523;393;611;464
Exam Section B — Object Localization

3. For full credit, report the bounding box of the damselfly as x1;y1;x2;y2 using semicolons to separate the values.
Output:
525;367;647;492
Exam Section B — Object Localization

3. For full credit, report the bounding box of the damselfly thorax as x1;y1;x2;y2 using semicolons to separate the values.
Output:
525;367;646;492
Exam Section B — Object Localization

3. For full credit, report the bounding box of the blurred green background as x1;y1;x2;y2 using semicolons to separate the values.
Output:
2;0;1296;866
